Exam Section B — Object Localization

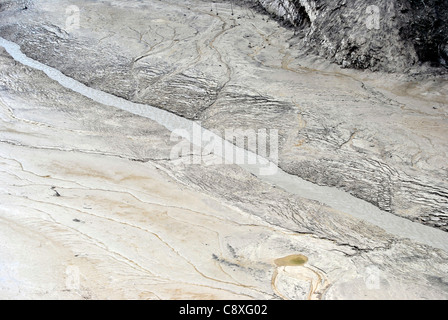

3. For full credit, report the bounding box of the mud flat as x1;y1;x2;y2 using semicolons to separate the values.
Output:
0;0;448;300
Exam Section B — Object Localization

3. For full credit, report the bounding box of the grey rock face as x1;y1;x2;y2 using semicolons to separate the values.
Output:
258;0;312;28
0;0;30;11
254;0;448;71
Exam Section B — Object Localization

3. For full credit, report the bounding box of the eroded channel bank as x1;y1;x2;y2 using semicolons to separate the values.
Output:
1;36;447;252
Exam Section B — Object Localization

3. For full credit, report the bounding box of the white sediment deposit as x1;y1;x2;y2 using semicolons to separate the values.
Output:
0;0;447;300
2;36;447;252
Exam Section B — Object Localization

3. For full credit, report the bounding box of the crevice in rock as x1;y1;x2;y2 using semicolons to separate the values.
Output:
290;0;311;28
255;0;312;29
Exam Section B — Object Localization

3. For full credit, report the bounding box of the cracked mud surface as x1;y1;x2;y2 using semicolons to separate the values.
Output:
0;0;448;300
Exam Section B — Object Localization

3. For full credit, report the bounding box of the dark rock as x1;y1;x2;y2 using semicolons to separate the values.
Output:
251;0;448;72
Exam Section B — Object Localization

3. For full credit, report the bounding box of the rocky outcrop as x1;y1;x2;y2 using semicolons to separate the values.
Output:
258;0;313;28
254;0;448;72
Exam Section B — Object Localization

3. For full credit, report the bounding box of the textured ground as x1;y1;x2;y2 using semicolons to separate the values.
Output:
0;0;448;300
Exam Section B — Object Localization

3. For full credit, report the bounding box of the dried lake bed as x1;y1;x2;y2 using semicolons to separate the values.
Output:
0;0;448;300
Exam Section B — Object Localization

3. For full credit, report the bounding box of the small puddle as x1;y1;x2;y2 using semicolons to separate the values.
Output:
274;254;308;267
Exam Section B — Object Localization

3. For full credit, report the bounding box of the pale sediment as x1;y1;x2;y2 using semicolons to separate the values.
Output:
1;0;447;232
0;0;447;300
